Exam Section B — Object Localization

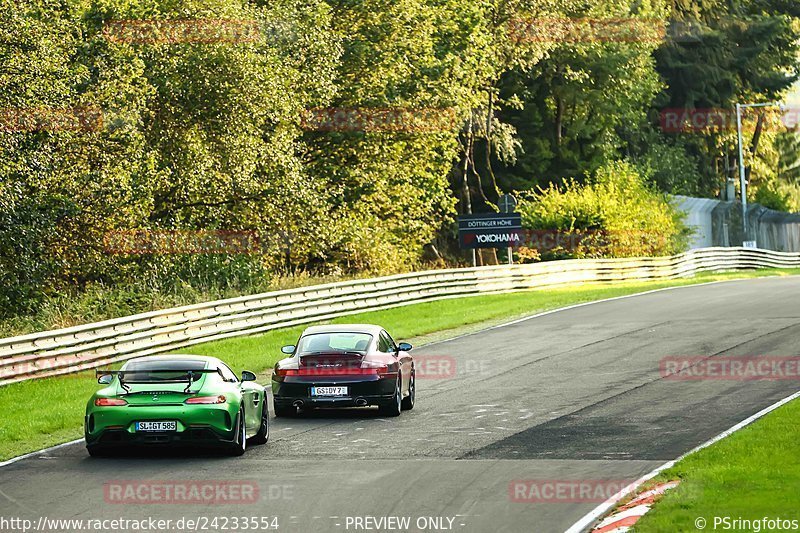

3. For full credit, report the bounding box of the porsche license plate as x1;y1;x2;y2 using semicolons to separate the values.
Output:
311;386;348;397
135;421;177;432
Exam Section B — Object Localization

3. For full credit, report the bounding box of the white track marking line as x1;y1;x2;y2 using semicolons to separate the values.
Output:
565;388;800;533
0;438;83;468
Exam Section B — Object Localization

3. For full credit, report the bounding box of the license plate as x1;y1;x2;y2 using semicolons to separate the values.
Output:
311;386;348;397
135;421;177;432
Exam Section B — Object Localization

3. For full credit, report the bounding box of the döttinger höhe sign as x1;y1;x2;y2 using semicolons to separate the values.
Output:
457;213;523;249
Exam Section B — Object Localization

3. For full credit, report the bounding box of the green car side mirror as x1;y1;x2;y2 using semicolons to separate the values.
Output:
97;374;113;385
241;371;257;382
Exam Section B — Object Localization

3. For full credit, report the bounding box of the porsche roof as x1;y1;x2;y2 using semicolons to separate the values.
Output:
301;324;385;336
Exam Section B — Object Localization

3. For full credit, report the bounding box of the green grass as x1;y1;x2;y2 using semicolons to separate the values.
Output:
633;394;800;532
1;267;799;461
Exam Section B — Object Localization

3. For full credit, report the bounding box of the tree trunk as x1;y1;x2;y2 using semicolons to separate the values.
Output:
555;95;564;147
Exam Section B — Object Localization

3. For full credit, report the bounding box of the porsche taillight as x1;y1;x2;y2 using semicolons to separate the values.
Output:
94;397;128;406
185;395;227;404
361;361;394;377
273;363;395;378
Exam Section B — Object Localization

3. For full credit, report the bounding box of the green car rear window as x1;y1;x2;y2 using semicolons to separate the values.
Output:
122;359;207;382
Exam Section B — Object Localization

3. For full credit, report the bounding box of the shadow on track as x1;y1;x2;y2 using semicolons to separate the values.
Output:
82;446;230;460
283;406;394;421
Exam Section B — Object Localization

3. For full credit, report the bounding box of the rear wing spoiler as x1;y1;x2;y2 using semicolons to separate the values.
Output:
95;368;221;393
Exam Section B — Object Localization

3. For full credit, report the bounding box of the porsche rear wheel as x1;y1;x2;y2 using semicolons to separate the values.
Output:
401;372;415;411
378;377;402;417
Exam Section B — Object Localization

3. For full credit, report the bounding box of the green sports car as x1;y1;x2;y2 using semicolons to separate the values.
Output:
85;354;269;456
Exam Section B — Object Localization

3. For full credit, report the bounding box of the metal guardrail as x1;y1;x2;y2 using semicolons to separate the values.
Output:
1;247;798;386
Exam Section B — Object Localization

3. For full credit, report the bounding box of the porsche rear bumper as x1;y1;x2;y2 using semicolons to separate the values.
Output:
271;375;397;408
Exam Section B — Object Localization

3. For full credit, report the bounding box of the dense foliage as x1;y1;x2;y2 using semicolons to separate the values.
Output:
1;0;799;324
517;162;689;260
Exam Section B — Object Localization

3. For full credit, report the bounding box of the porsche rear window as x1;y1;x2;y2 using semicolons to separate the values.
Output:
297;333;372;354
122;359;207;382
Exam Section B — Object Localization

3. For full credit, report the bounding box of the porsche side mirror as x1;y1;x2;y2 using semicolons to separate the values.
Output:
281;345;296;354
397;342;413;352
241;371;257;382
97;374;113;385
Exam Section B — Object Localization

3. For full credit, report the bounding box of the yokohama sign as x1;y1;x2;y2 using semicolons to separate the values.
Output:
457;213;523;249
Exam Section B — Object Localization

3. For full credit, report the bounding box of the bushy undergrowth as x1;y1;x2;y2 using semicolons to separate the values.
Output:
0;261;423;337
517;161;690;261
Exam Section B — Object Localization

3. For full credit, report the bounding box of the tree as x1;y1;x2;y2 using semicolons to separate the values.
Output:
650;0;800;197
488;0;668;192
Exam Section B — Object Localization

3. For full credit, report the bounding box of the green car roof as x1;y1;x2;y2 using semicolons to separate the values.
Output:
120;354;224;368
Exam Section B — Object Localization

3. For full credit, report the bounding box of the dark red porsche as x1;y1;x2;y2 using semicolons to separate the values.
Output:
271;324;415;417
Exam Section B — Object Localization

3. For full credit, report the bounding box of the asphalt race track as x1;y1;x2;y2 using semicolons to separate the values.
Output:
2;277;799;533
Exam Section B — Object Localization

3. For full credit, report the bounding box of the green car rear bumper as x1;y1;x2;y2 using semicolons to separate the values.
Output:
85;403;239;449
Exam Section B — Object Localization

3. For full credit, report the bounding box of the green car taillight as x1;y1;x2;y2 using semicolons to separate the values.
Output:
94;398;128;406
184;395;227;404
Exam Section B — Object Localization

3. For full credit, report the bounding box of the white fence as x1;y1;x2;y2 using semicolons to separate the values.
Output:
675;195;800;251
2;247;798;386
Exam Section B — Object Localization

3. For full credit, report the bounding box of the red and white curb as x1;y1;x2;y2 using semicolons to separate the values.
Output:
590;481;680;533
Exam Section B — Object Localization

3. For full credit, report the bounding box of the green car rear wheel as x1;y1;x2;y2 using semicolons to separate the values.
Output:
227;408;247;456
249;401;270;445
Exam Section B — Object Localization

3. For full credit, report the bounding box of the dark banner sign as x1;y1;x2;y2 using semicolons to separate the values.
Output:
457;213;522;249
